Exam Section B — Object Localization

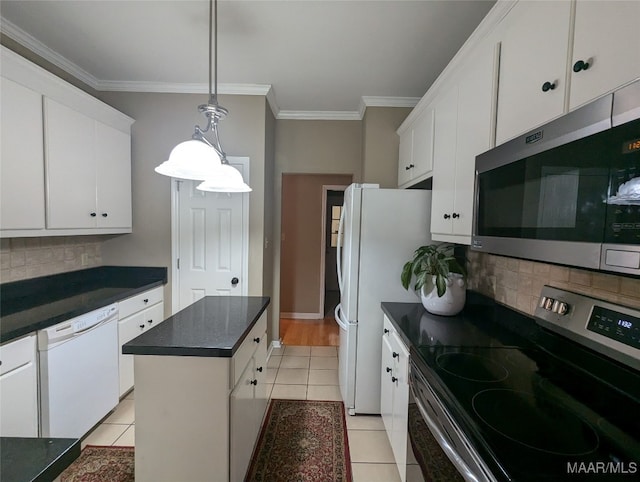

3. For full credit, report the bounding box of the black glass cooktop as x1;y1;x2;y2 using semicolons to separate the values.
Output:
412;344;640;480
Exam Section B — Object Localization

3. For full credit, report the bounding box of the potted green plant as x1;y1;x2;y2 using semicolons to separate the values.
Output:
401;244;467;316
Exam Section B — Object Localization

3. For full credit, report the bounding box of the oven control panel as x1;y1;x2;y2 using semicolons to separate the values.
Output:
534;285;640;371
587;306;640;350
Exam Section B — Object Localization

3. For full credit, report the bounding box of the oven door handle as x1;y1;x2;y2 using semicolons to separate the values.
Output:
411;384;483;482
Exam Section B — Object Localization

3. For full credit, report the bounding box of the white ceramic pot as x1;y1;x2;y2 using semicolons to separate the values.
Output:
420;273;466;316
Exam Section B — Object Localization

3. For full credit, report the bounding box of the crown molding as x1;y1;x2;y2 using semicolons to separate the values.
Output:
1;16;101;89
277;110;361;121
358;96;421;118
0;14;435;122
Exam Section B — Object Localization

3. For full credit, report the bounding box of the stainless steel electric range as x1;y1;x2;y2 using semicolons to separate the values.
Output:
396;286;640;481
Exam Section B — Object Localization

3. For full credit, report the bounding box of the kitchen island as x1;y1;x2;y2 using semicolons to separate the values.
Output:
122;295;270;482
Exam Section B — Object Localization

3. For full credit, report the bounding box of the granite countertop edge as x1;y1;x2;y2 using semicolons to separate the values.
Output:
0;437;81;482
1;266;167;344
122;296;271;358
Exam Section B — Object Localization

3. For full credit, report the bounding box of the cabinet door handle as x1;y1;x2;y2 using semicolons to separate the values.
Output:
90;212;97;217
383;328;389;334
392;352;399;359
573;59;590;72
250;379;258;386
386;367;392;373
541;81;556;92
143;299;149;303
253;337;261;343
443;214;451;220
147;319;153;324
139;324;145;329
101;213;108;217
452;213;460;219
256;366;263;372
391;376;398;383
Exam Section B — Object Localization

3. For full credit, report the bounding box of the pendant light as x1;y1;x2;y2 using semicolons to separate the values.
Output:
155;0;251;193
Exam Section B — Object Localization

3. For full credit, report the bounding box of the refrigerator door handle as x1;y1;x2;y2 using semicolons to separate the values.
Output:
335;304;347;330
336;204;346;294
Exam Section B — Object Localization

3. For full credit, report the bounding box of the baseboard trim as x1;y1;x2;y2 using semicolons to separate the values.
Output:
280;312;324;320
267;340;282;360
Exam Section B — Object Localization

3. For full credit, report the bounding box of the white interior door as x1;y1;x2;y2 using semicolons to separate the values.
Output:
172;157;249;312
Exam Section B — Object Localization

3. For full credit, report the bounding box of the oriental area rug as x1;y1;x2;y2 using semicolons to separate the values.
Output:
60;445;134;482
245;399;352;482
60;400;351;482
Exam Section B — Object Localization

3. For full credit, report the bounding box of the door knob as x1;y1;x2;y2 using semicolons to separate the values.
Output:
231;277;239;286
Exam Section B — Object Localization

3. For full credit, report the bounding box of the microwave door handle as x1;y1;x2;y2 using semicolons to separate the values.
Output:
336;205;345;294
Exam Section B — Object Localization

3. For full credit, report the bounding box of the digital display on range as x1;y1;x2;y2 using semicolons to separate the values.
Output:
587;306;640;350
622;137;640;154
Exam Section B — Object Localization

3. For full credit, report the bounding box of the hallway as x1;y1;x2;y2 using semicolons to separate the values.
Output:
280;316;339;346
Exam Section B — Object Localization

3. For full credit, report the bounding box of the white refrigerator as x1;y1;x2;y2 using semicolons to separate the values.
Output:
335;183;432;415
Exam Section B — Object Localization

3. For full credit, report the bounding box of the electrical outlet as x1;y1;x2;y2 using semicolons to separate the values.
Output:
81;253;89;266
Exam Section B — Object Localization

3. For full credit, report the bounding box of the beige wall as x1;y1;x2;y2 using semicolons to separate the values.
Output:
271;120;362;338
280;174;352;315
262;106;277;341
96;92;268;315
361;106;411;188
467;251;640;315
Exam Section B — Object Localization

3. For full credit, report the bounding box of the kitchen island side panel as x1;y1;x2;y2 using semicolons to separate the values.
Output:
134;355;230;482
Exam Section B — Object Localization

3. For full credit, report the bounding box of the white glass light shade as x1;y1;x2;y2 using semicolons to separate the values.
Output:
154;139;222;180
196;164;252;193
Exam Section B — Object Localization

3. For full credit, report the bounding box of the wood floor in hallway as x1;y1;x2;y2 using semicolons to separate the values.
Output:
280;316;339;346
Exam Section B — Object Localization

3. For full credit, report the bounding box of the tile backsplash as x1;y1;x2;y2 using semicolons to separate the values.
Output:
467;250;640;315
0;237;103;283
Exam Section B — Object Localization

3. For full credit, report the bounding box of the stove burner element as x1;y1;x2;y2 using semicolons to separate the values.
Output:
436;353;509;382
473;389;599;456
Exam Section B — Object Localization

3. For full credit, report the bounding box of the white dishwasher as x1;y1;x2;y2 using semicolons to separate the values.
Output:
38;304;119;438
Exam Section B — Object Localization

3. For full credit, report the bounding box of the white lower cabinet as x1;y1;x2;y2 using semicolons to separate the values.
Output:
117;286;164;397
134;312;268;482
380;316;410;482
0;334;39;437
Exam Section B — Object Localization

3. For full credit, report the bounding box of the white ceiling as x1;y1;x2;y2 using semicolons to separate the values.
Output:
0;0;495;118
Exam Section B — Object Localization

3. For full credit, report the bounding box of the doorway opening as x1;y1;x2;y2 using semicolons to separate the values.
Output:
279;174;351;346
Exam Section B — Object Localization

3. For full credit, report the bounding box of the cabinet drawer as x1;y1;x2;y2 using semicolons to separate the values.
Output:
232;313;267;388
383;315;396;338
118;302;165;346
118;286;163;319
0;334;36;376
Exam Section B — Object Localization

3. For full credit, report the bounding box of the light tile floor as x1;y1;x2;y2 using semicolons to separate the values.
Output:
81;345;422;481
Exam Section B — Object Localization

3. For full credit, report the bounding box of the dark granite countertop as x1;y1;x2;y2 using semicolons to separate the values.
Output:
0;437;80;482
381;291;538;350
0;266;167;343
123;296;270;357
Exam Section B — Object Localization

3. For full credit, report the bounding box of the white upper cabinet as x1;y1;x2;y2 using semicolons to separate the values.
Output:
431;39;497;243
95;122;132;228
45;99;98;229
0;46;133;237
569;0;640;109
397;106;434;188
496;0;572;145
45;99;132;230
0;78;45;231
430;86;459;237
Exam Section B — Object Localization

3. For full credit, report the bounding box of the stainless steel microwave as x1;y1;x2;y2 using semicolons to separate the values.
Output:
472;79;640;276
